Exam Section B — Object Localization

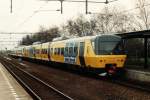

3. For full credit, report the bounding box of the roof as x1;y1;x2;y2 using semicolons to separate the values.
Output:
117;30;150;38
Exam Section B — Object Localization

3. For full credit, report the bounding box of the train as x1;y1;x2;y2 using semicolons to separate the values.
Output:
10;34;126;76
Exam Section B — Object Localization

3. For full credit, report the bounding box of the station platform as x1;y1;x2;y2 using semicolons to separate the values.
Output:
125;68;150;83
0;63;32;100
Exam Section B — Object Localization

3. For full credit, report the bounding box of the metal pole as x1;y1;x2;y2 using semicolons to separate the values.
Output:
105;0;108;4
60;0;63;14
85;0;88;14
10;0;12;13
144;37;148;69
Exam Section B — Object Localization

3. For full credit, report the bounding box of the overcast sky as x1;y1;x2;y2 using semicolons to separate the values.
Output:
0;0;137;50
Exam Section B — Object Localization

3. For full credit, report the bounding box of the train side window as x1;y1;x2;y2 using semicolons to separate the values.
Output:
45;49;47;54
43;49;45;54
64;47;68;56
51;48;52;54
73;46;78;56
48;48;50;54
69;47;73;56
57;48;59;55
37;50;39;54
92;41;95;51
59;48;61;55
38;49;40;54
58;48;60;55
42;49;43;54
54;48;56;55
46;49;48;54
43;49;44;54
36;49;38;54
61;48;64;55
57;48;58;55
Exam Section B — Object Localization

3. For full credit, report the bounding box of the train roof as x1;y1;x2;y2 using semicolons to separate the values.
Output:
51;34;119;43
14;34;119;50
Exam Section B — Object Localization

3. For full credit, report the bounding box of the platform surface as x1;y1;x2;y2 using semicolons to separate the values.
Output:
125;68;150;83
0;63;32;100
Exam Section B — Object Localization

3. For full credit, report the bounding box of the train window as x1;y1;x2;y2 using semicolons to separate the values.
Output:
58;48;60;55
54;48;57;55
56;48;58;55
48;48;50;54
69;47;73;56
61;48;64;55
73;46;78;56
43;49;44;54
64;47;68;56
46;49;48;54
92;41;95;51
41;49;43;54
45;49;47;54
57;48;59;55
50;48;53;54
45;49;46;54
43;49;45;54
59;48;61;55
38;49;40;54
95;36;121;55
35;49;38;54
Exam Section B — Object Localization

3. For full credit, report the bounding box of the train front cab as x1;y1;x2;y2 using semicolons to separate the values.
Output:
84;35;126;75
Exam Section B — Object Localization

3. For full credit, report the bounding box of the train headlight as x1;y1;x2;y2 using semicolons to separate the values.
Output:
121;59;124;62
100;60;103;62
117;59;124;62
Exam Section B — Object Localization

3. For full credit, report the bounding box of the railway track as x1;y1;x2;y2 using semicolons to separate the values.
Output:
110;78;150;93
0;57;73;100
0;55;150;100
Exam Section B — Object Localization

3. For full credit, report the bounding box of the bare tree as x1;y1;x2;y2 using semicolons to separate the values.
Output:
93;7;136;33
20;26;60;45
136;0;150;30
64;15;96;36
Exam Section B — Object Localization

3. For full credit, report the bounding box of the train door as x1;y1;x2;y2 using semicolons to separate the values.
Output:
48;43;51;61
79;42;85;66
32;47;35;59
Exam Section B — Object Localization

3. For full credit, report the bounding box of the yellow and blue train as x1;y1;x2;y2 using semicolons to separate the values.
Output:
10;34;126;75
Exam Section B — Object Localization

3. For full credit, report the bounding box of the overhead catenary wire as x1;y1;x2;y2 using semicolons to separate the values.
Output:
118;3;150;14
3;2;49;46
14;0;150;32
40;0;118;4
17;3;48;28
41;0;119;14
89;2;150;15
15;0;118;29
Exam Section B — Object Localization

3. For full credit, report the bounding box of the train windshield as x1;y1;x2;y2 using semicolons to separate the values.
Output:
94;35;122;55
